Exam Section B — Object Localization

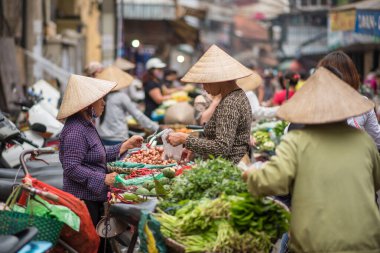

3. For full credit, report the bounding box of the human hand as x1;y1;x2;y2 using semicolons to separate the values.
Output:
105;172;118;186
121;135;144;154
166;132;188;146
242;166;257;182
181;148;194;162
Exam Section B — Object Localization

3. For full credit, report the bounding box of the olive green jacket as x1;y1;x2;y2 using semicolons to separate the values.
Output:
247;123;380;253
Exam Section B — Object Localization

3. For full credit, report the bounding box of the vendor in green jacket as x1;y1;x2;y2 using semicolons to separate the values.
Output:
243;67;380;252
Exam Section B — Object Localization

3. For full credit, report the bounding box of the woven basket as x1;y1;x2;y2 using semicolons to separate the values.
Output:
0;210;63;244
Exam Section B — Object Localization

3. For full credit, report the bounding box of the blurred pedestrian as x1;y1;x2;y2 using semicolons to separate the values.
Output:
272;71;299;105
295;71;308;91
318;51;380;149
364;68;378;95
143;58;171;118
262;69;276;104
113;57;145;103
237;72;279;120
84;61;103;78
95;66;159;145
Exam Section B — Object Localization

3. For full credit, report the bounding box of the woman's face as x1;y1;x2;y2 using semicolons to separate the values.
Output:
203;83;221;96
91;98;106;117
153;68;164;80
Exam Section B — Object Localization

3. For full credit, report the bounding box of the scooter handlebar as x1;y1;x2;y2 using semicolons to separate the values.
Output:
35;147;55;155
19;148;55;175
21;184;59;202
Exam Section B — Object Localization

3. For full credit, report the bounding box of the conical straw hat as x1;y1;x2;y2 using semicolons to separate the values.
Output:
113;57;135;70
276;67;374;124
181;44;252;83
237;71;263;91
96;66;134;91
57;74;116;120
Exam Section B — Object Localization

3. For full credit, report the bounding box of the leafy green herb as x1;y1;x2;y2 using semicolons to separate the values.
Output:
159;157;247;212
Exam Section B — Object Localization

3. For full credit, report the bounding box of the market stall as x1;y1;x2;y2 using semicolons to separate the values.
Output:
103;130;290;253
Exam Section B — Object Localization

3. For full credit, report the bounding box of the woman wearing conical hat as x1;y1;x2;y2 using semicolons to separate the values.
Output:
166;45;253;164
95;66;159;145
243;67;380;252
57;75;143;238
318;51;380;150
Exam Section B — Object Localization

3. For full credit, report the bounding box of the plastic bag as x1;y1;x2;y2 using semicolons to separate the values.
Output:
21;175;100;253
14;195;80;232
138;211;167;253
161;129;184;161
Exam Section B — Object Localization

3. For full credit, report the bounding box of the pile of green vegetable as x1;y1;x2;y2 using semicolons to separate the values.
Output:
252;120;288;152
252;131;276;152
159;158;247;212
120;167;176;201
152;157;290;252
155;193;290;253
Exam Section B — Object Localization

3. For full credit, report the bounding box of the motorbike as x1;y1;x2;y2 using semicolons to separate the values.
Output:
0;227;51;253
15;80;63;149
0;110;41;168
0;148;88;253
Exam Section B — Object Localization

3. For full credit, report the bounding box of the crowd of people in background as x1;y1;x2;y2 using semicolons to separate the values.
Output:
83;51;380;136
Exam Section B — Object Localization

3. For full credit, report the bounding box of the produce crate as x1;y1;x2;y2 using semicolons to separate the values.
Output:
107;161;176;174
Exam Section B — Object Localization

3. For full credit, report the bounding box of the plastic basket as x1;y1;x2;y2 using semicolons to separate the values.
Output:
115;173;164;186
0;210;63;244
108;161;176;172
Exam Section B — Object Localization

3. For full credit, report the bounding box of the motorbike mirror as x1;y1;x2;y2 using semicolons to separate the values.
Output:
30;123;47;133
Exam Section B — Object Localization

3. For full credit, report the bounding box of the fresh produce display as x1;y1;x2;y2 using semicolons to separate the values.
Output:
124;147;176;165
273;120;288;138
252;120;288;153
252;131;276;152
159;158;247;212
230;193;289;238
116;165;186;200
171;91;191;102
154;193;290;253
124;168;159;179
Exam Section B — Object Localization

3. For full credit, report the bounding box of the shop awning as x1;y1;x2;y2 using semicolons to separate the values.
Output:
234;15;269;41
121;0;176;20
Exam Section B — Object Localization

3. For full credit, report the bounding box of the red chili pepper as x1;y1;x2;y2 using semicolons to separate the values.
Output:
175;166;192;176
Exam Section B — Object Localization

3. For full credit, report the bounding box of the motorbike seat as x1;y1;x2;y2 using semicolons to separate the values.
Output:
0;235;18;253
109;198;158;226
0;227;38;253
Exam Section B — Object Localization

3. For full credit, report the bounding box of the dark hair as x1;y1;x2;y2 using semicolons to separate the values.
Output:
142;69;156;84
164;69;177;78
99;93;115;124
284;71;300;86
317;51;361;90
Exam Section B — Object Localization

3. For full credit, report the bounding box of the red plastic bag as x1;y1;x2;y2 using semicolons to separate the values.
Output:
21;175;100;253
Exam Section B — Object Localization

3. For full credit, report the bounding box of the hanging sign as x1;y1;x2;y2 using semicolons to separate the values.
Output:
355;9;380;37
